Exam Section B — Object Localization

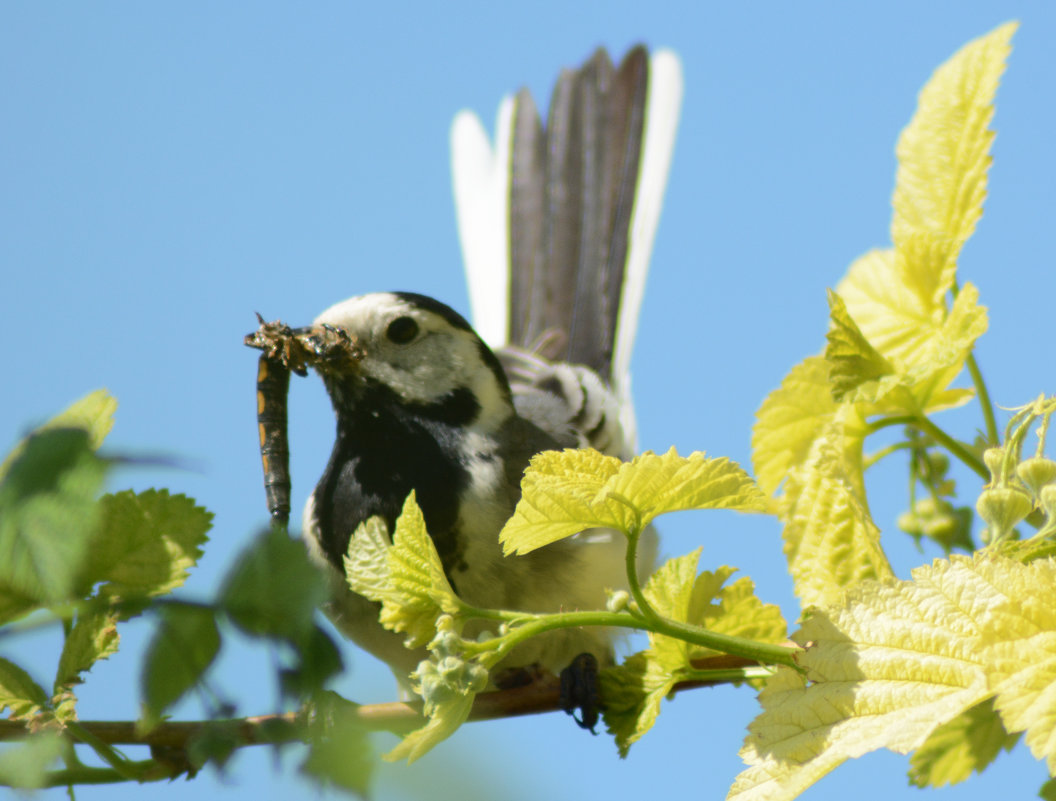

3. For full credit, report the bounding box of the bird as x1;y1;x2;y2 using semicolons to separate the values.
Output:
259;45;682;724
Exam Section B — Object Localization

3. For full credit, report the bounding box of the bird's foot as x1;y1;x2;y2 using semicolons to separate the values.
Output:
560;652;601;733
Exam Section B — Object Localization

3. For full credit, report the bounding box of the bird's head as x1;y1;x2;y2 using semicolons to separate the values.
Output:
307;292;514;430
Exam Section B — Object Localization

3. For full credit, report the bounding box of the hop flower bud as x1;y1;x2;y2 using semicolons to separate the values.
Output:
925;451;950;476
976;486;1033;541
435;614;456;633
466;663;489;693
897;511;924;537
1040;485;1056;522
983;447;1006;484
607;590;631;613
1016;457;1056;498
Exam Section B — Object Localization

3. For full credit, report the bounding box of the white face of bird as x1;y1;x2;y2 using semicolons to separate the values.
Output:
311;292;514;431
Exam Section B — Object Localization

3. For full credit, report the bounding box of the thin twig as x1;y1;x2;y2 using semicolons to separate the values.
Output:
0;655;766;748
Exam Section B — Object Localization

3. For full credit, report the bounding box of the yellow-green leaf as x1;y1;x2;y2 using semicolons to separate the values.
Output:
732;554;1056;801
501;448;766;555
689;572;787;655
780;440;893;608
603;553;786;756
976;557;1056;773
0;657;49;720
343;515;395;605
752;356;837;497
903;281;988;390
499;449;627;554
824;289;895;403
834;250;985;415
837;248;937;366
606;448;768;526
384;692;474;764
731;556;1000;801
601;651;681;758
52;609;121;721
45;389;118;450
908;698;1020;788
642;549;703;666
379;493;461;648
892;21;1016;288
601;551;701;756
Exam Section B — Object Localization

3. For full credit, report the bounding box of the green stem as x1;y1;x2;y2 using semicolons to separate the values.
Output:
64;723;142;781
912;415;988;480
867;415;987;480
463;609;799;669
623;528;665;628
966;353;1000;447
863;441;914;469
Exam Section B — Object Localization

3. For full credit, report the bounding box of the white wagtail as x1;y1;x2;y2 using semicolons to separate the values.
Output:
250;45;681;728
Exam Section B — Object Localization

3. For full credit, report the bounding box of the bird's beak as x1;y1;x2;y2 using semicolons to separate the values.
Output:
245;316;363;377
296;323;363;376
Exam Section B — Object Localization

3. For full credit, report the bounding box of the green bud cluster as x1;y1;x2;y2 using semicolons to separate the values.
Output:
897;496;973;553
976;397;1056;543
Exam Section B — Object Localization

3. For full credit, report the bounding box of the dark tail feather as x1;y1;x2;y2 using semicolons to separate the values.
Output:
507;46;649;382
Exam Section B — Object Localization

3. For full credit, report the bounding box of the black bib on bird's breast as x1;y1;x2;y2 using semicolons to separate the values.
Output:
311;377;483;576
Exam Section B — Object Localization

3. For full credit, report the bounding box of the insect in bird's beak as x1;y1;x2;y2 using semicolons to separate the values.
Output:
244;314;363;377
244;314;365;526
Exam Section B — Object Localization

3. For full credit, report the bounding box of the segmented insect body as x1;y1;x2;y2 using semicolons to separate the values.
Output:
255;353;293;525
244;315;362;526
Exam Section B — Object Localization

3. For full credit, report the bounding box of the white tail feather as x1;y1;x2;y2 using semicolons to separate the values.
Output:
450;98;515;348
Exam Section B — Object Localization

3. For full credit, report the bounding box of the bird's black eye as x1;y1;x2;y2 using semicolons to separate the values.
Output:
385;316;419;344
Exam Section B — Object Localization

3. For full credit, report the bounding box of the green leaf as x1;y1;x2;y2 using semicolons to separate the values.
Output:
141;603;220;727
501;448;766;555
0;657;49;720
0;734;65;789
52;609;121;721
45;389;118;450
0;389;116;481
0;428;107;622
908;698;1020;787
379;493;461;648
279;625;343;698
81;489;212;604
301;693;374;796
220;527;327;643
892;22;1016;282
1041;777;1056;801
824;289;895;402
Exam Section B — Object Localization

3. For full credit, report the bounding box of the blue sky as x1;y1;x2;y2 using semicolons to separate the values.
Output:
3;3;1055;799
